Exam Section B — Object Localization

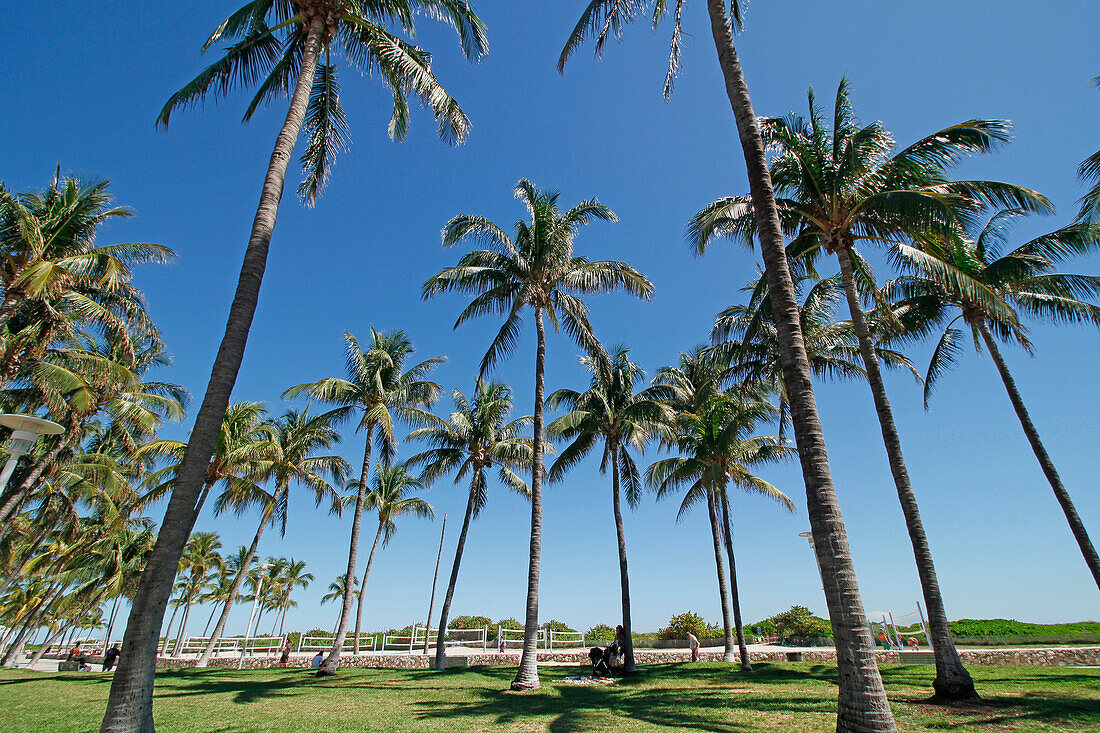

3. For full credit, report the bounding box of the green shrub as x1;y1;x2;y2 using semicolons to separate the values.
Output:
946;619;1100;637
448;615;492;630
658;611;720;640
544;619;575;633
752;606;832;639
586;624;615;641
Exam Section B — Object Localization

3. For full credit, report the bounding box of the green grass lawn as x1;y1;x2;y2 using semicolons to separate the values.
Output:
1;662;1097;732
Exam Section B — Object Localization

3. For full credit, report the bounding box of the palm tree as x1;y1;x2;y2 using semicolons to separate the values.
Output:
561;5;898;727
648;389;794;669
0;172;174;352
271;559;312;637
170;532;222;656
546;347;667;674
689;81;1054;701
104;3;487;725
284;329;442;673
423;179;652;690
406;381;533;670
350;461;433;653
321;574;358;634
889;210;1100;589
1076;77;1100;224
196;406;348;666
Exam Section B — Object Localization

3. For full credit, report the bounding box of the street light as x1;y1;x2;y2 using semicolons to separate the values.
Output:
0;414;64;494
238;563;272;670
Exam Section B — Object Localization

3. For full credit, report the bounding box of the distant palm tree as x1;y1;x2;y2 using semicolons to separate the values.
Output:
105;3;487;725
196;407;348;666
424;179;651;690
348;461;433;652
648;393;794;670
271;559;313;637
546;347;668;673
890;210;1100;589
321;573;358;635
285;329;442;672
170;532;222;656
406;382;533;670
689;81;1048;700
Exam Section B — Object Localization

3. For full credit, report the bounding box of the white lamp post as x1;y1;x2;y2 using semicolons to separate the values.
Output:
0;414;64;494
238;563;272;670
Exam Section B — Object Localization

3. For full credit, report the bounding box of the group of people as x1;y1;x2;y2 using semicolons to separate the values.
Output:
63;643;119;672
875;629;920;651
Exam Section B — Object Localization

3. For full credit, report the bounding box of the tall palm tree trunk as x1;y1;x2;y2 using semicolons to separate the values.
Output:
705;488;737;662
703;3;895;729
160;602;179;657
836;245;976;701
320;424;373;675
100;18;326;731
171;600;193;657
0;433;76;533
422;514;446;654
511;307;546;691
26;624;69;667
353;522;384;653
105;596;121;645
196;503;274;668
435;485;477;670
719;497;752;672
201;603;218;639
976;319;1100;589
609;445;636;673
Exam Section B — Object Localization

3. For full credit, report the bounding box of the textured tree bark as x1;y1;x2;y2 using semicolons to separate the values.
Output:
99;17;326;732
352;523;384;655
706;489;737;662
610;445;637;673
977;319;1100;590
703;2;896;729
835;244;976;701
435;487;477;670
719;497;752;672
320;423;374;675
196;500;276;667
511;307;545;690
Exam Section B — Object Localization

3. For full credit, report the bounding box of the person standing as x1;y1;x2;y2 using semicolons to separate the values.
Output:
278;642;291;667
686;632;700;663
102;645;120;672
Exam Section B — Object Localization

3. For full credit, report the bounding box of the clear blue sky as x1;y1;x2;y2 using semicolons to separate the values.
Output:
3;1;1097;638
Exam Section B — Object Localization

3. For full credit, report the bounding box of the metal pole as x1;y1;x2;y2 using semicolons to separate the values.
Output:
483;624;487;652
423;514;446;654
408;625;416;654
237;574;266;670
0;452;20;496
915;601;933;651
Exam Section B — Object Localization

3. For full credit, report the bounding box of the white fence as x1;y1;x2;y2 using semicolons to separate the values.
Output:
297;635;376;653
167;635;285;658
413;626;489;651
549;629;586;650
497;626;546;650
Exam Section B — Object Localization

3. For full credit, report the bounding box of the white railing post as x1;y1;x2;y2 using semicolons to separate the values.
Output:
483;625;487;652
581;632;585;649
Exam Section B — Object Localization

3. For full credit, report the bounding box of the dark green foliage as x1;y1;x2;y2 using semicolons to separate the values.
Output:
752;606;833;639
544;619;576;633
586;624;615;641
448;615;492;630
657;611;721;640
947;619;1100;638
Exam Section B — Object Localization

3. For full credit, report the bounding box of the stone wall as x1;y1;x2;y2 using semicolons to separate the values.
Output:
152;645;1100;671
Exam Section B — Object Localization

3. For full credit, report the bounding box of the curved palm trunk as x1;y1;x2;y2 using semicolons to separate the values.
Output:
196;502;275;667
705;488;737;662
201;603;217;638
100;18;326;732
320;424;374;675
160;602;179;657
703;3;895;729
511;307;546;691
26;624;69;667
353;522;384;654
105;596;121;646
719;497;752;672
170;599;193;657
977;319;1100;589
836;245;976;701
422;515;447;654
435;483;478;670
0;434;75;533
609;445;636;673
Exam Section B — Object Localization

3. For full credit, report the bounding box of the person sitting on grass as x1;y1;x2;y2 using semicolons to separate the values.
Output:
311;652;323;669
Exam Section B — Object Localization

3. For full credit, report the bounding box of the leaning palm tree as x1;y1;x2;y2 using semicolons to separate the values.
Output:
546;347;668;674
423;179;652;690
688;81;1049;701
889;210;1100;589
104;3;487;725
349;461;433;653
648;393;794;670
405;381;533;670
195;406;348;666
284;329;442;673
561;5;897;727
